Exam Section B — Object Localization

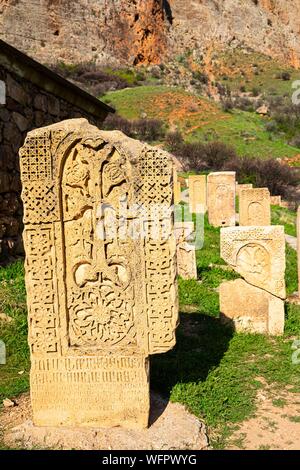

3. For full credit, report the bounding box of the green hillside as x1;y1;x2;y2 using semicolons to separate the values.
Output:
103;86;299;159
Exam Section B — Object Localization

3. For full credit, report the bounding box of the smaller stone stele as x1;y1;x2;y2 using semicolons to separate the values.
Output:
174;222;197;279
220;279;285;335
207;172;236;227
220;225;286;335
239;187;271;226
236;183;253;198
221;225;286;299
270;195;282;206
188;175;207;213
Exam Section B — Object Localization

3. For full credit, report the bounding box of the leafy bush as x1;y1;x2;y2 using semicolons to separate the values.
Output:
251;87;260;97
102;114;166;142
276;71;291;81
221;98;234;112
51;62;136;96
265;120;278;133
232;96;254;112
192;71;209;84
225;156;299;202
167;139;237;172
165;131;184;151
289;134;300;148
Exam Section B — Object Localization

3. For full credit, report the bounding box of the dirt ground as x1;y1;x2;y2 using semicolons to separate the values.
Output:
2;386;300;450
227;382;300;450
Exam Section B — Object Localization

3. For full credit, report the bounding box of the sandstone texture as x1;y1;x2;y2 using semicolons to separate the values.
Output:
2;392;208;450
220;225;286;335
174;171;181;205
236;183;253;198
221;225;286;299
20;118;178;428
220;278;285;335
270;195;282;206
207;171;236;227
239;187;271;226
174;221;197;280
1;1;300;68
189;175;207;214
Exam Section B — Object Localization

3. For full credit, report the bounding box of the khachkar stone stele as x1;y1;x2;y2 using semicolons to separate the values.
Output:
239;187;271;226
188;175;207;214
207;172;236;227
220;226;286;335
20;119;178;429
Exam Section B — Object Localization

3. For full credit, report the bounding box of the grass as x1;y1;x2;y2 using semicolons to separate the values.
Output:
103;85;299;159
151;213;300;448
0;261;29;405
271;205;297;237
188;109;299;159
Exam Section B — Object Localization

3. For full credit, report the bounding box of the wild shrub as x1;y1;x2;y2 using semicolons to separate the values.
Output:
102;114;165;142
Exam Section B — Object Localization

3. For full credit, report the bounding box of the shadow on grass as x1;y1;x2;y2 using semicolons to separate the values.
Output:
150;311;234;397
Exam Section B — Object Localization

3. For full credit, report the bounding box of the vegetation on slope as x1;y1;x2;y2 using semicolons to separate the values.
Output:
103;86;299;160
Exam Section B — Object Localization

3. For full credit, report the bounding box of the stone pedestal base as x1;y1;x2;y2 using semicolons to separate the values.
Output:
31;355;149;429
2;393;208;450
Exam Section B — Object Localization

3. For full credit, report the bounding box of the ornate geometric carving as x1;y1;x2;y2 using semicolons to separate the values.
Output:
221;226;286;299
22;182;57;223
24;228;58;355
20;119;178;429
20;133;52;181
135;148;172;205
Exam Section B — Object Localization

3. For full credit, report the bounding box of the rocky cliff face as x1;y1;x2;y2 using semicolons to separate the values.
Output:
0;0;300;67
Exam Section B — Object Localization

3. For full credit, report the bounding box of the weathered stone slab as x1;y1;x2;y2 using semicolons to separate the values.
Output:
20;118;178;429
236;183;253;198
221;226;286;299
174;221;194;242
239;187;271;226
207;172;236;227
220;278;285;335
188;175;206;213
174;221;196;279
270;195;282;206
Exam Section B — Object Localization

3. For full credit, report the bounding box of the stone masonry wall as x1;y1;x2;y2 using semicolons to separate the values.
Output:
0;66;103;261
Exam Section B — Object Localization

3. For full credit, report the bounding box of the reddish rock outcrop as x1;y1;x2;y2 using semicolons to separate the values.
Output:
0;1;300;67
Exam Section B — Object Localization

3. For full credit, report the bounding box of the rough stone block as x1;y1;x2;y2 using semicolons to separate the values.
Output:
207;171;236;227
220;278;285;335
189;175;206;213
239;187;271;226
